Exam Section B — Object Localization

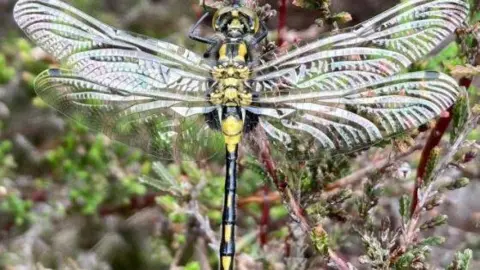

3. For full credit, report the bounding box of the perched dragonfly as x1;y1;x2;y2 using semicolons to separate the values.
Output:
14;0;469;268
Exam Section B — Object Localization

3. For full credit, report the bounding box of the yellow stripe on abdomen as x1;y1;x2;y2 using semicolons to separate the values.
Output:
222;256;233;270
222;116;244;153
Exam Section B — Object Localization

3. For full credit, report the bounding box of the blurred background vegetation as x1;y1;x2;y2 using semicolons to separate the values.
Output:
0;0;480;269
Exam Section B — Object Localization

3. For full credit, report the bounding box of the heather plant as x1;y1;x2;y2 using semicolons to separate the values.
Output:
0;0;479;269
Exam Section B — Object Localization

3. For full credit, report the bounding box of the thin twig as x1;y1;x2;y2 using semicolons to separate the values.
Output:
326;143;424;191
259;184;270;246
238;191;280;207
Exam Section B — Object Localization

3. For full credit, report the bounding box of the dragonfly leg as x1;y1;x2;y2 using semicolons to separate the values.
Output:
188;12;217;45
250;20;268;46
203;39;223;58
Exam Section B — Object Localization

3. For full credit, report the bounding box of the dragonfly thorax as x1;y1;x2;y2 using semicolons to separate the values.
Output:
210;41;252;107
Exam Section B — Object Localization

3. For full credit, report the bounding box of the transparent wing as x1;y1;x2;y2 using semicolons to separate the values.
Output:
15;0;221;160
13;0;210;75
245;71;460;159
252;0;469;93
35;69;223;160
64;48;211;95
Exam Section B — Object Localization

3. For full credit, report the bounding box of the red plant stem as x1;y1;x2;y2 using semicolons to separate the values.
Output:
238;191;280;206
260;140;287;191
259;184;270;246
410;77;472;215
99;192;158;216
257;137;282;247
277;0;287;45
2;221;14;233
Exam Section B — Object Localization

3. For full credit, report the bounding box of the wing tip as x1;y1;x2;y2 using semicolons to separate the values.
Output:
13;0;27;24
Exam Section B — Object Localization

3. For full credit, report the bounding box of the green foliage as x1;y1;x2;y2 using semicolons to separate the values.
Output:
468;0;480;22
44;123;149;214
394;252;416;269
424;147;441;186
398;195;411;219
441;177;470;191
310;227;329;255
356;174;382;220
0;54;15;85
392;237;445;269
451;93;470;143
0;140;16;178
358;232;390;269
420;215;448;231
424;193;442;211
417;42;464;72
316;155;351;186
417;236;446;247
184;262;201;270
0;193;33;226
140;162;183;196
447;249;473;270
327;189;352;205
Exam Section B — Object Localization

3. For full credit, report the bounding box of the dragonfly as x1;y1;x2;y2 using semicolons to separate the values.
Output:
14;0;469;269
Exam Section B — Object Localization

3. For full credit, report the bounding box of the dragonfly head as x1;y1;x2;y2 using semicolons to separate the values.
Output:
213;6;260;38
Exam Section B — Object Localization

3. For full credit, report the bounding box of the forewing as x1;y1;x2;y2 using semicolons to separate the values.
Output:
35;69;222;160
13;0;211;75
246;71;460;159
252;0;469;93
15;0;221;160
65;48;211;96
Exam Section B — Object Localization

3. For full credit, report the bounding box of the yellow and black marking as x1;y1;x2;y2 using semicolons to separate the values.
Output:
210;41;252;107
212;6;260;34
217;42;248;63
219;108;243;270
207;5;264;270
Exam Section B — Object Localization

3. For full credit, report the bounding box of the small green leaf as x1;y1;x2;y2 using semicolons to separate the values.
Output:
310;226;329;255
417;236;445;247
420;215;448;230
451;93;470;143
399;195;411;219
424;147;441;186
395;252;415;269
441;177;470;191
447;249;473;270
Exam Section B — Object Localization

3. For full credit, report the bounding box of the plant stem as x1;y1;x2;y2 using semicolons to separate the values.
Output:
410;77;472;216
277;0;287;45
